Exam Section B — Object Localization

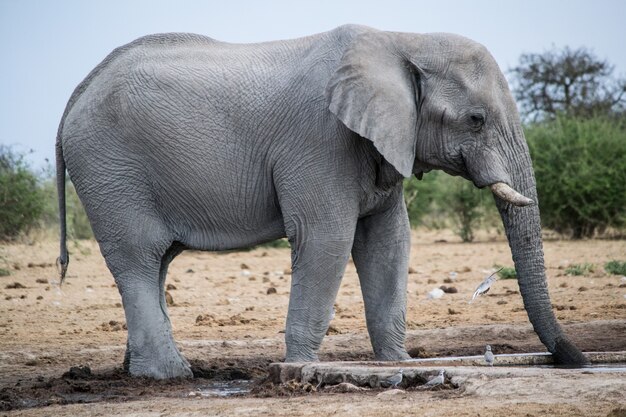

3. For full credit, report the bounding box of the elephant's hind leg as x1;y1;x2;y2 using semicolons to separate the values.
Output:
102;218;192;379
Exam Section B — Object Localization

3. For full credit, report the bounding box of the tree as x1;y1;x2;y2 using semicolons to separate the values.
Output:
0;146;45;240
510;47;626;121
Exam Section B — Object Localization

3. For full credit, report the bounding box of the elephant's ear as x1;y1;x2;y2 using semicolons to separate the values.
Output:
326;32;420;178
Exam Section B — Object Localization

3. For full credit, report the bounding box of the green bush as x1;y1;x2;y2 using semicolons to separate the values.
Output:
0;147;45;240
404;171;444;228
526;115;626;238
39;176;93;240
495;266;517;279
605;260;626;275
404;172;499;242
565;263;595;276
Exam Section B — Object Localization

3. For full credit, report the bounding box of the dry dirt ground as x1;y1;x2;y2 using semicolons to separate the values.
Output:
1;231;625;416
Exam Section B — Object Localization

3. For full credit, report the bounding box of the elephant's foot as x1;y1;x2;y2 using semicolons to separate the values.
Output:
374;347;411;361
285;343;319;363
126;338;192;379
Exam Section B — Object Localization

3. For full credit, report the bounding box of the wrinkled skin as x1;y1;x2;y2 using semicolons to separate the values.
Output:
56;25;588;379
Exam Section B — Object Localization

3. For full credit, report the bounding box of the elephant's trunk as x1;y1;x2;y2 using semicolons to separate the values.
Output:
493;134;589;365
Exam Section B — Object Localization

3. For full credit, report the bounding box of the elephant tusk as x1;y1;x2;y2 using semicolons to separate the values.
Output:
490;182;534;207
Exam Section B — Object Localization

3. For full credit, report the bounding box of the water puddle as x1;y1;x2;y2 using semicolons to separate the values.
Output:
188;380;252;398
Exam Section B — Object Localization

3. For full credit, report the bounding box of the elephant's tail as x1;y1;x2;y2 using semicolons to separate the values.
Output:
56;130;69;285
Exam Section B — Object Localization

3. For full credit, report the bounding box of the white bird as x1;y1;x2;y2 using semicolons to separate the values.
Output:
484;345;495;366
425;369;445;386
470;269;502;303
383;369;403;388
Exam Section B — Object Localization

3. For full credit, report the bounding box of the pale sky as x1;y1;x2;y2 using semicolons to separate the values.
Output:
1;0;625;168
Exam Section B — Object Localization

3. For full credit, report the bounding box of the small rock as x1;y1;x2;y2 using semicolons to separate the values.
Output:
326;325;341;335
266;287;277;295
283;268;292;275
497;300;508;305
447;308;459;315
166;283;177;290
559;282;568;288
427;278;437;284
443;277;454;284
439;285;458;294
165;291;175;305
408;267;417;274
326;382;365;393
245;306;254;311
376;388;405;397
185;269;194;273
5;282;26;289
36;295;43;300
35;278;48;284
196;314;216;326
240;263;249;270
63;365;92;380
578;286;588;292
461;266;471;273
427;288;444;299
248;276;256;281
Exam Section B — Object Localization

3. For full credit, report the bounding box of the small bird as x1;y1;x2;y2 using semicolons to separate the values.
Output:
484;345;495;366
425;369;445;386
470;268;502;303
383;369;403;388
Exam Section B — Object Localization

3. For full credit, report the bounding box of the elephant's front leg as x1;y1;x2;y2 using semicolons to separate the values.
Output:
352;192;411;361
284;235;354;362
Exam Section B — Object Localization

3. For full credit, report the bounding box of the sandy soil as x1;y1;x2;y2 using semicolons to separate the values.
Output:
1;231;625;416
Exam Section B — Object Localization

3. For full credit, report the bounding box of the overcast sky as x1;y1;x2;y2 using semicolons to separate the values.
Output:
1;0;625;168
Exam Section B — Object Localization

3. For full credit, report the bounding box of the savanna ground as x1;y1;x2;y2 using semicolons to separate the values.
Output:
0;231;625;416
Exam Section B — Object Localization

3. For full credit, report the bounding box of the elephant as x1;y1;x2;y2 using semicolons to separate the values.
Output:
55;24;588;379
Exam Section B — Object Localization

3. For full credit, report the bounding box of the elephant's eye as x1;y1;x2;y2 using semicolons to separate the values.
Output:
469;113;485;131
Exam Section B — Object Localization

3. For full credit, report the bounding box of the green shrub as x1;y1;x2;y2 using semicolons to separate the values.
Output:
405;172;499;242
0;268;10;277
526;115;626;238
495;266;517;279
404;171;444;228
37;162;93;240
605;260;626;275
0;147;45;240
565;263;595;276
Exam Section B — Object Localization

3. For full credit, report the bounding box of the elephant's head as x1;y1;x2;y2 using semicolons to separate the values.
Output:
326;29;588;364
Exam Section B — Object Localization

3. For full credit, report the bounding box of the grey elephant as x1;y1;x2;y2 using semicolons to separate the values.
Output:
55;24;588;379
